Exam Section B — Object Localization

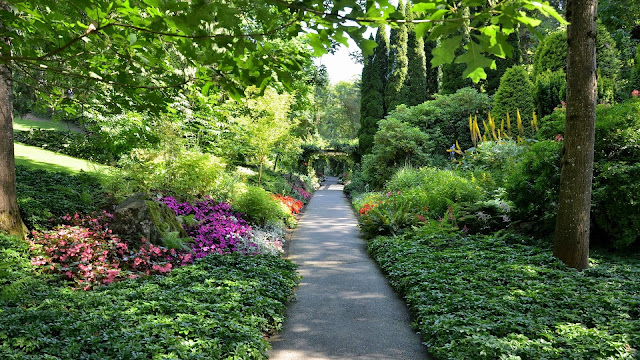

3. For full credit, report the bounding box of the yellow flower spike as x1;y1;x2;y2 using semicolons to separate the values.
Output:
469;115;475;145
500;119;505;139
532;111;539;132
474;120;482;144
506;112;512;135
516;109;524;137
482;119;490;137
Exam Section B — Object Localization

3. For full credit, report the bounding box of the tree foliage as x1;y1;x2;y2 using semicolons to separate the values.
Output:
385;0;409;111
404;4;428;107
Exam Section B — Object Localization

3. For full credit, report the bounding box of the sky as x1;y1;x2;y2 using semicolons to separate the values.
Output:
315;39;363;84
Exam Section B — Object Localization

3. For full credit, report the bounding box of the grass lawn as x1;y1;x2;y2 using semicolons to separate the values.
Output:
13;117;82;133
14;142;109;174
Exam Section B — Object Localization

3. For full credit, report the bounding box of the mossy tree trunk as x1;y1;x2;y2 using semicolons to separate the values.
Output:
553;0;597;270
0;32;28;239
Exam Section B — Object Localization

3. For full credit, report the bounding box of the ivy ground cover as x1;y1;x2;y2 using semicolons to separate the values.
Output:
1;245;299;359
368;229;639;359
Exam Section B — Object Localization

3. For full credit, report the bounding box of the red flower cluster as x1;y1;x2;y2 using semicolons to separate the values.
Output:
359;202;379;216
272;194;304;214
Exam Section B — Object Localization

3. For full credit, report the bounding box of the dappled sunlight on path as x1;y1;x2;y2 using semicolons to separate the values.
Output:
269;177;430;360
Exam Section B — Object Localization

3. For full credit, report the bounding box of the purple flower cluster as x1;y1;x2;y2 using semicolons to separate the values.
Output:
160;197;252;258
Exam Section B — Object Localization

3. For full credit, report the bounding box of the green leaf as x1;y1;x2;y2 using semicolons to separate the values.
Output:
128;33;137;45
307;33;328;57
360;39;377;57
455;41;496;83
431;35;463;67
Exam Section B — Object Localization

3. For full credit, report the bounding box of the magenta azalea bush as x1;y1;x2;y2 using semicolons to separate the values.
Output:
292;186;311;202
160;197;253;258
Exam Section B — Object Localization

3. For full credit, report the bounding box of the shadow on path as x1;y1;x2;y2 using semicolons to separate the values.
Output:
269;177;430;360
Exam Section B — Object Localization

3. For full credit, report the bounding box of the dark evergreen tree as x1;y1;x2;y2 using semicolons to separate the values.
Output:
372;25;389;116
358;26;389;156
385;0;409;111
358;35;376;156
424;39;439;98
404;3;427;106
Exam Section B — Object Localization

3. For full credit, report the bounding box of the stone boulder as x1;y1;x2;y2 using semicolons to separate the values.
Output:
110;193;188;248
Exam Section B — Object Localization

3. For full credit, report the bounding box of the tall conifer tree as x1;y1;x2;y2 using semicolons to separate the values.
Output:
385;0;409;111
358;27;388;156
358;35;376;156
372;25;389;117
404;2;427;106
424;39;439;97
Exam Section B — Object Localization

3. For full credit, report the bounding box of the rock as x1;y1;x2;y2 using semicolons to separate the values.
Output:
110;193;188;248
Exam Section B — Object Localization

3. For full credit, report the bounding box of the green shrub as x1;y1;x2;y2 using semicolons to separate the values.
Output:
395;87;492;151
16;166;108;230
231;185;292;227
0;253;299;359
112;147;227;201
532;25;621;104
360;117;437;190
505;141;563;235
492;65;536;128
357;192;421;238
535;108;567;141
534;69;566;118
593;162;640;249
532;99;640;247
532;31;567;79
454;189;514;234
461;140;527;186
386;167;485;218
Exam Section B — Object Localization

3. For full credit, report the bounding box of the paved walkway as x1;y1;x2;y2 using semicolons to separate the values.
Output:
269;177;430;360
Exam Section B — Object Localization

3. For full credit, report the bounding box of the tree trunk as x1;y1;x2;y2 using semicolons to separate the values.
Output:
553;0;598;270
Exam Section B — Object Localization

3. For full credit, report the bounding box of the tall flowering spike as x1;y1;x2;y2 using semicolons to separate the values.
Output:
516;109;524;136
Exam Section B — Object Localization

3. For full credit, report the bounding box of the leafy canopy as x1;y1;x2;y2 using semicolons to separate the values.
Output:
1;0;565;110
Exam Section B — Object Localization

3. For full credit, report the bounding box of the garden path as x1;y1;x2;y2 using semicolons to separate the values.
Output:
269;177;430;360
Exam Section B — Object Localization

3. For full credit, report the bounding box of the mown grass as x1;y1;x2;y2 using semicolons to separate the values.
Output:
14;142;109;174
13;117;81;133
368;228;640;359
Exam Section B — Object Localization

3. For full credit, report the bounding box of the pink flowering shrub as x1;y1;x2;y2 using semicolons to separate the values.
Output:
30;213;192;290
291;186;311;202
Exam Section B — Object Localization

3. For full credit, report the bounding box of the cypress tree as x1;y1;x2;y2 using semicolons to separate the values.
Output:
385;0;409;111
358;35;376;156
404;3;427;106
372;25;389;116
358;27;389;156
424;39;438;98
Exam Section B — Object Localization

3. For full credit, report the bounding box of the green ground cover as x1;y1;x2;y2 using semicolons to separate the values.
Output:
14;142;110;174
368;228;640;359
0;234;300;359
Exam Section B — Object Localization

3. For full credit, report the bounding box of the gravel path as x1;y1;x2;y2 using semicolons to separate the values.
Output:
269;177;430;360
